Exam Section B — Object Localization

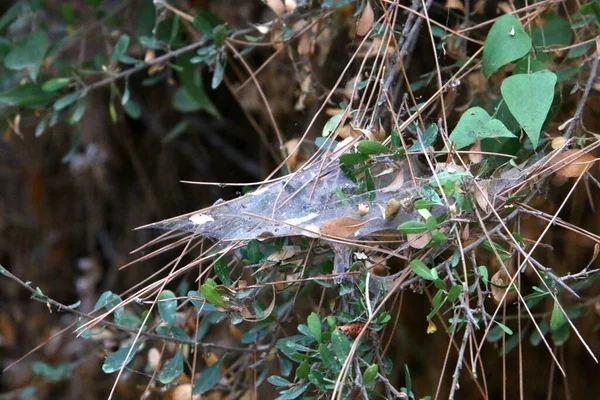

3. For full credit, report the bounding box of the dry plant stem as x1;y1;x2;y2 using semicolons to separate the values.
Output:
563;54;600;139
449;325;472;400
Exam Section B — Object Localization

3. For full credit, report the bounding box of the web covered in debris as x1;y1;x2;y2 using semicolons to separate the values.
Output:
147;151;546;244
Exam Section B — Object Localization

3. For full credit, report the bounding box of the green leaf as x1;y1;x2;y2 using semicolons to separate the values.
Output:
42;78;71;92
449;107;515;149
404;364;412;394
483;14;532;78
32;361;72;382
414;199;442;209
566;42;594;59
211;57;226;89
531;14;571;48
158;290;177;325
580;1;600;26
478;266;489;284
268;375;292;387
193;359;223;395
318;343;339;371
296;360;310;380
275;383;309;400
4;30;49;81
35;114;50;137
0;83;53;108
339;152;368;166
331;329;352;362
357;140;388;155
322;113;343;137
110;34;130;67
501;70;557;148
512;57;547;75
200;283;225;308
362;364;378;385
550;301;567;331
397;221;429;234
307;312;322;342
0;3;26;32
408;124;438;152
102;343;142;373
123;100;141;119
448;284;462;303
214;254;231;286
54;92;81;111
409;259;435;281
495;321;513;336
158;348;184;384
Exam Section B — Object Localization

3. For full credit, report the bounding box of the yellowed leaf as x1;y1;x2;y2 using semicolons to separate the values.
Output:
204;352;219;367
427;319;437;334
320;217;367;238
551;136;568;149
356;1;374;37
284;138;301;171
166;384;201;400
385;199;401;219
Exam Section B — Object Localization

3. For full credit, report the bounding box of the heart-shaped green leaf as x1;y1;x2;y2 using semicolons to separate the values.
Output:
501;70;557;148
449;107;515;149
483;15;531;78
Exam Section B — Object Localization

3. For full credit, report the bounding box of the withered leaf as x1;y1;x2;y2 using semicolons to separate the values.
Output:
320;217;367;238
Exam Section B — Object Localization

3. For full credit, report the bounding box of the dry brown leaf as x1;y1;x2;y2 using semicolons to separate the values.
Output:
356;1;374;37
284;139;301;171
265;0;286;16
552;149;594;178
490;269;517;304
297;32;311;55
407;231;432;249
385;198;401;219
166;384;201;400
474;184;490;212
204;352;219;367
469;138;483;164
147;347;161;370
358;203;370;217
320;217;367;238
284;0;297;12
445;0;465;11
461;223;470;241
267;245;300;261
339;322;366;336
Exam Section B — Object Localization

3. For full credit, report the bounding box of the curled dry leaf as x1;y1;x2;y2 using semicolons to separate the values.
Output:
427;319;437;334
165;384;201;400
320;217;367;238
204;352;219;367
358;203;370;217
297;32;311;55
552;149;594;178
265;0;286;16
284;0;297;12
339;322;367;336
283;138;301;171
445;0;465;11
147;347;161;370
356;1;374;37
385;198;401;219
407;231;432;249
474;183;490;212
469;138;483;164
490;268;518;304
267;245;300;262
